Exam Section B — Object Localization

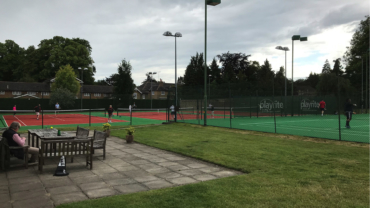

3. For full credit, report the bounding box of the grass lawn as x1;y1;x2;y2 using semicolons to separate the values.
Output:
57;123;369;208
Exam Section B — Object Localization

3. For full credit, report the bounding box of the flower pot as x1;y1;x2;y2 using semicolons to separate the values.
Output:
104;130;111;137
126;135;134;143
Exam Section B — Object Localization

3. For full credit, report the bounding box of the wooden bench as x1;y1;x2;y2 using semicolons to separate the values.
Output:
38;138;93;173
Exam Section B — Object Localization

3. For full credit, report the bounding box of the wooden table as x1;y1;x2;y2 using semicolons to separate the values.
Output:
28;129;75;148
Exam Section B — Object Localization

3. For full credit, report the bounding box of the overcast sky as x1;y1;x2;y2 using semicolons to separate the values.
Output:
1;0;368;85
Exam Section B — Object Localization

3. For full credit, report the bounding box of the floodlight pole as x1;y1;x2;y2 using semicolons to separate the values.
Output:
78;67;88;110
291;35;307;116
204;0;208;126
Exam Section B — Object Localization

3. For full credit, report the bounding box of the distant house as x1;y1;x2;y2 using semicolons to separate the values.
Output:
0;80;114;99
296;86;316;96
133;80;175;100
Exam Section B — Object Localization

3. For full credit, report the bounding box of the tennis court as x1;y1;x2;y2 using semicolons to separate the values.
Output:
178;109;369;143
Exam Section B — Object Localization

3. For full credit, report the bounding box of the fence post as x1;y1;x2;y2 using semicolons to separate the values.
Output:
89;108;91;127
41;109;44;129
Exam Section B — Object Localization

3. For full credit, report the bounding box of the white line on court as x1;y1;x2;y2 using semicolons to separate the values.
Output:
2;116;8;127
237;124;369;136
14;116;27;126
238;119;338;125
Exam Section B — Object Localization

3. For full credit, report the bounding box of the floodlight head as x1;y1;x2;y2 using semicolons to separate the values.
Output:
292;35;300;40
174;32;182;37
276;46;289;51
153;72;157;75
300;37;308;41
355;56;361;59
78;67;82;70
149;72;152;75
163;31;173;36
207;0;221;6
275;46;283;50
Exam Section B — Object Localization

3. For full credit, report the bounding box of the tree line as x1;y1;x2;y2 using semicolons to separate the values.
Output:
0;36;95;84
179;16;369;97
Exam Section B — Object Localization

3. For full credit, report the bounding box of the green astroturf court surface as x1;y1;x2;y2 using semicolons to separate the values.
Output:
179;113;369;143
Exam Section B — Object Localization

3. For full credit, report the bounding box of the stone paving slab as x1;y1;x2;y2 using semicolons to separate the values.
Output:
1;133;242;207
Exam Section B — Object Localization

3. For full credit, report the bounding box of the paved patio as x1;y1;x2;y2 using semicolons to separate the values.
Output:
0;132;241;208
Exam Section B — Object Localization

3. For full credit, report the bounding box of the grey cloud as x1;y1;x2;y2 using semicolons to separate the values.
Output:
0;0;366;85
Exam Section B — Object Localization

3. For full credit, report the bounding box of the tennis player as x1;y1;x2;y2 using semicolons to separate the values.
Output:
170;104;175;120
209;104;214;118
13;105;16;117
133;102;137;109
55;102;60;116
34;104;41;120
107;105;114;123
319;99;326;116
344;98;356;129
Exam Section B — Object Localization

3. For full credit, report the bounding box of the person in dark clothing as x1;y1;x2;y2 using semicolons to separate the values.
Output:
344;99;357;129
107;105;114;123
34;104;41;120
2;122;39;162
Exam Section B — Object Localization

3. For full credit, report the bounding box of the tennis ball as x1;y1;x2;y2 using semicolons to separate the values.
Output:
51;127;53;129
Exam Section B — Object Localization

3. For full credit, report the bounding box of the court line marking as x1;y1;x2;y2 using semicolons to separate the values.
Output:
14;116;27;126
45;115;66;121
238;119;338;125
237;122;369;133
2;116;8;127
235;124;368;136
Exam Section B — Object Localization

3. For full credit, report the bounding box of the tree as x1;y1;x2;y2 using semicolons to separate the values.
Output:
306;72;320;89
322;59;331;74
216;52;251;83
35;36;96;83
51;64;80;95
0;40;26;81
256;59;274;94
209;58;222;84
343;16;369;90
316;73;353;95
332;58;344;76
49;88;76;109
113;59;134;97
183;53;208;86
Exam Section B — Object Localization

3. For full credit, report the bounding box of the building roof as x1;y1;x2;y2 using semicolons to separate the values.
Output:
82;85;114;93
137;81;175;94
0;81;50;92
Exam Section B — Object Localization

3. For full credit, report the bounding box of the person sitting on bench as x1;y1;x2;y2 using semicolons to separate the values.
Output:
2;122;39;163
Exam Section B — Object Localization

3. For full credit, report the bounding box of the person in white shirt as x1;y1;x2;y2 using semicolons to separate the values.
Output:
129;105;132;113
209;104;214;118
55;102;60;116
170;105;175;120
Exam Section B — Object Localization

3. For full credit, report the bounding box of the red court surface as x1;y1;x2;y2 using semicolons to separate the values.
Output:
3;114;126;127
118;112;167;120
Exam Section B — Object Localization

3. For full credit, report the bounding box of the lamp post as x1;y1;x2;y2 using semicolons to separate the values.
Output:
275;46;289;116
163;31;182;115
355;56;364;112
204;0;221;126
291;35;307;116
78;67;88;109
148;72;157;109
